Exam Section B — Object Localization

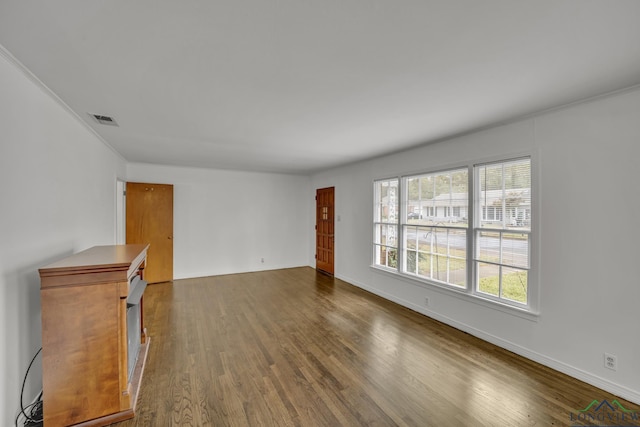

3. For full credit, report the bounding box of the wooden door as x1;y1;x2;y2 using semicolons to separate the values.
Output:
316;187;335;275
126;182;173;283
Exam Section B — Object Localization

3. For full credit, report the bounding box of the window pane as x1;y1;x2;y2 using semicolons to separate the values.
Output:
405;250;417;274
403;226;466;287
406;177;420;219
504;159;531;191
380;224;390;245
478;159;530;230
479;164;503;192
450;170;468;226
478;163;502;228
448;228;467;257
406;203;424;222
418;252;432;277
477;262;500;297
388;225;397;248
433;255;448;281
449;229;467;287
403;169;467;228
419;227;433;249
434;173;451;225
387;181;398;222
502;266;527;304
375;245;397;268
374;224;398;248
404;226;418;250
391;225;397;247
502;232;529;269
387;248;398;268
374;224;384;245
374;179;399;222
433;230;448;255
449;255;466;287
477;231;500;263
375;203;384;222
421;176;434;199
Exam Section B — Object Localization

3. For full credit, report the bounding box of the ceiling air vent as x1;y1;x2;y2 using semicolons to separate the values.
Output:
89;113;118;126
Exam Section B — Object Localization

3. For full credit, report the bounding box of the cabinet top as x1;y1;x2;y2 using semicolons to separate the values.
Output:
39;244;149;287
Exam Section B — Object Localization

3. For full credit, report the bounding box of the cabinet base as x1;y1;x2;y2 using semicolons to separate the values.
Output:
71;339;150;427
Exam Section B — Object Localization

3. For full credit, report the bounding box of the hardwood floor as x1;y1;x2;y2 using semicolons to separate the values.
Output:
113;267;635;426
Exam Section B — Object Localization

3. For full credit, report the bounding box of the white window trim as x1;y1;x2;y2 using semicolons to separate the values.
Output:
373;178;400;270
371;151;539;317
370;264;539;321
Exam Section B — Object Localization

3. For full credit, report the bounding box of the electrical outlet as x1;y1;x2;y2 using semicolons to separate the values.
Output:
424;297;430;306
604;353;617;371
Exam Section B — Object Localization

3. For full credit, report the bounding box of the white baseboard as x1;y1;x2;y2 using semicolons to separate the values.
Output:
336;273;640;406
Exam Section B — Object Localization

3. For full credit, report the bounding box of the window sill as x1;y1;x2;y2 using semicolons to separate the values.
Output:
370;265;539;322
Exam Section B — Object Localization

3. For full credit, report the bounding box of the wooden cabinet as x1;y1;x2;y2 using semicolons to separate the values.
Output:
39;244;151;427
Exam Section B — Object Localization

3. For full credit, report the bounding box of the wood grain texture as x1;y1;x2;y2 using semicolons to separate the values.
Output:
40;245;149;426
315;187;334;275
42;284;121;426
113;267;635;426
126;182;173;284
39;244;149;289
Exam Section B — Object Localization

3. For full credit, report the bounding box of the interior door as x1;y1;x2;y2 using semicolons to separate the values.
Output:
316;187;335;275
126;182;173;283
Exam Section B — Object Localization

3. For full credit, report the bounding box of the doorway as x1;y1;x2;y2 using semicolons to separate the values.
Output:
316;187;335;275
126;182;174;283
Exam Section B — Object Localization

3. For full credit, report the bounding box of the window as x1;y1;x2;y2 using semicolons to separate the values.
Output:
373;178;399;269
475;158;531;305
402;168;468;288
373;156;533;311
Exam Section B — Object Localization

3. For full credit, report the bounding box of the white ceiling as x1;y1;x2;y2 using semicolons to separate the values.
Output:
1;1;640;174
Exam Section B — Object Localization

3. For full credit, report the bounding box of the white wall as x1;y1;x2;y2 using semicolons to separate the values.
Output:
127;163;310;279
311;88;640;404
2;33;638;424
0;48;126;424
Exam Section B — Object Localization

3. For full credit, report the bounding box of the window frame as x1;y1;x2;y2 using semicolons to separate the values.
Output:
472;157;532;307
371;154;538;317
400;167;469;288
373;177;400;271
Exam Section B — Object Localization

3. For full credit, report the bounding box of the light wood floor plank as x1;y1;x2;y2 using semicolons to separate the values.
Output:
112;267;635;426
